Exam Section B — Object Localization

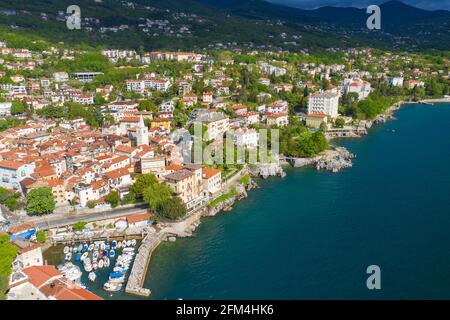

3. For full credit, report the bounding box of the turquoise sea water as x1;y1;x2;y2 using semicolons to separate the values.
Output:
47;103;450;299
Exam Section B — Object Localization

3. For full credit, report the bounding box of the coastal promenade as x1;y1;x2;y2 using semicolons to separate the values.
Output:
31;203;149;230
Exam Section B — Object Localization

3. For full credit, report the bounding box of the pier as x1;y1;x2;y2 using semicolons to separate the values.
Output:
125;231;166;297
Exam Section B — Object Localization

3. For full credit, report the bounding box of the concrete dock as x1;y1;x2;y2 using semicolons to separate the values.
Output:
125;231;165;297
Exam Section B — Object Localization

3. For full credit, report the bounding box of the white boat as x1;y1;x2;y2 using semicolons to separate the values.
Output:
131;239;137;246
58;262;82;282
126;240;132;247
121;240;127;248
93;262;98;270
116;241;122;249
88;244;94;251
104;257;110;268
84;264;93;272
63;246;70;254
108;278;125;284
65;253;72;261
104;282;122;292
94;244;99;251
98;259;104;269
81;252;89;261
88;272;96;282
100;242;106;251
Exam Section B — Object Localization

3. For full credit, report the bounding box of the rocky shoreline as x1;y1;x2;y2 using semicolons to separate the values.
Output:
286;147;354;173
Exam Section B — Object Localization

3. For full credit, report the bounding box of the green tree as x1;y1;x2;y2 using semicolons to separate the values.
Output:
131;174;158;196
106;191;120;208
158;197;187;220
26;187;55;215
4;197;19;211
36;231;46;244
73;221;87;232
87;200;96;209
143;182;173;212
334;117;345;128
11;100;25;115
0;235;18;300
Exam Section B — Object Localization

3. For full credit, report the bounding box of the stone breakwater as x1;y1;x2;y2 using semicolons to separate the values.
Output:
125;231;164;297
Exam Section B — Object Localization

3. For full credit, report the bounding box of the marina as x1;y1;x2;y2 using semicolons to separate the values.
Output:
51;238;140;295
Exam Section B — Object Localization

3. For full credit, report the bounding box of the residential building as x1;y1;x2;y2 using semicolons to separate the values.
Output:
307;91;340;118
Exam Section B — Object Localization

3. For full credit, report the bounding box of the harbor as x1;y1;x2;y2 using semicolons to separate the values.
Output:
49;238;140;295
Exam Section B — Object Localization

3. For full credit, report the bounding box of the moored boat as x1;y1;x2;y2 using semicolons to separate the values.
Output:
81;252;89;261
88;272;96;282
104;282;122;292
104;257;110;268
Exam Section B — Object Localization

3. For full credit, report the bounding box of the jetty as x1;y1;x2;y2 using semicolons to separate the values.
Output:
125;231;166;297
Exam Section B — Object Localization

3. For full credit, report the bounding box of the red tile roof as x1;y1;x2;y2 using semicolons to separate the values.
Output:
23;266;61;288
127;212;151;224
202;168;221;179
0;160;24;170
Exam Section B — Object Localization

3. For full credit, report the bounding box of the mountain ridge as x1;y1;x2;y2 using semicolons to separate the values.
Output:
0;0;447;51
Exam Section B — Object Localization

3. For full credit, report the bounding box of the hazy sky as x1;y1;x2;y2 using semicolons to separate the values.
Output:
267;0;450;11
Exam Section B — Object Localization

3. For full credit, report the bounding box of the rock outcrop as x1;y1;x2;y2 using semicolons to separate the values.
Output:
251;162;286;179
315;147;354;172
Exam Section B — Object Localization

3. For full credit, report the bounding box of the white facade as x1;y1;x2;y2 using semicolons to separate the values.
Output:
233;128;259;148
53;72;69;82
387;77;404;87
0;102;11;116
343;78;371;100
0;162;35;192
136;115;149;146
307;92;340;118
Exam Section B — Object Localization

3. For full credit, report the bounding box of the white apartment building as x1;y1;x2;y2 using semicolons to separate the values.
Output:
343;78;371;100
0;161;36;192
53;72;69;83
0;102;11;116
308;91;340;118
387;77;404;87
233;128;259;148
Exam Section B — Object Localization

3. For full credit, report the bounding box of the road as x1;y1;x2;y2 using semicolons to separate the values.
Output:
34;203;149;230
